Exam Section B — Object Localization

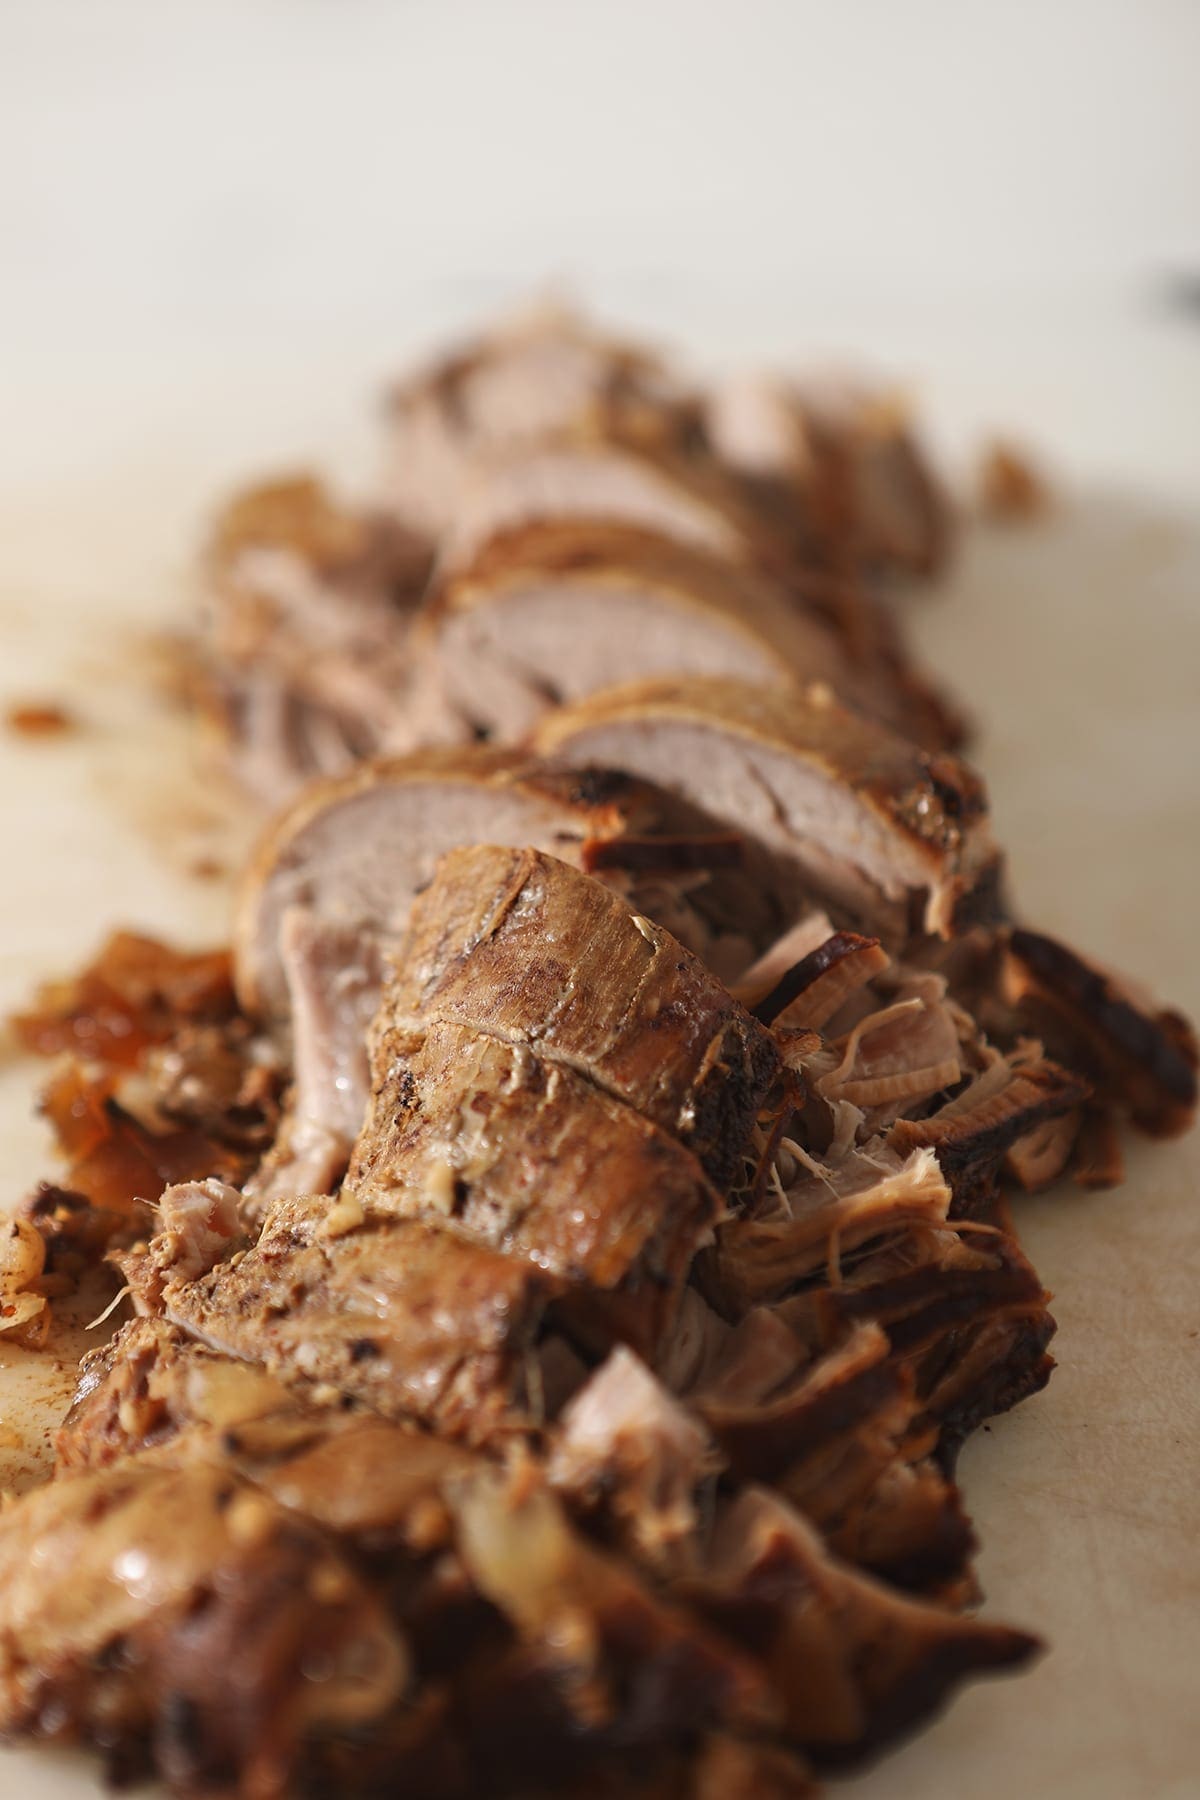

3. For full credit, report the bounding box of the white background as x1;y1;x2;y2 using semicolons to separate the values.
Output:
1;6;1198;1799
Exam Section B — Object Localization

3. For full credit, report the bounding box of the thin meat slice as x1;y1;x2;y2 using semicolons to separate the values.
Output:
346;1020;721;1359
704;373;953;578
130;1194;557;1445
236;747;652;1025
681;1488;1035;1764
887;1045;1091;1217
741;929;890;1029
533;676;1002;951
235;752;720;1196
999;927;1197;1137
699;1145;953;1315
380;844;779;1186
439;443;756;573
383;307;705;539
410;517;943;747
204;474;433;800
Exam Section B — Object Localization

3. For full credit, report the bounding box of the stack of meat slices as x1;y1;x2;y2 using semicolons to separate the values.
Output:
3;310;1195;1800
199;307;962;803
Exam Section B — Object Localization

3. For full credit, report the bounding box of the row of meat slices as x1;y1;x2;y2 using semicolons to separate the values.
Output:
1;309;1195;1800
201;308;962;803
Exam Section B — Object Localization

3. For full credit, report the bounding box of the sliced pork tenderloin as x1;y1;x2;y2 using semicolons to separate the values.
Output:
533;676;1003;952
204;473;433;800
383;306;705;540
235;752;754;1196
377;843;779;1187
345;1019;721;1361
998;927;1197;1138
411;517;959;753
706;373;953;579
123;1193;558;1446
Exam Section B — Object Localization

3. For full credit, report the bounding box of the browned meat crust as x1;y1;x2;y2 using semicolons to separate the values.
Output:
1003;927;1197;1136
378;843;779;1186
532;675;1001;948
347;1020;720;1358
130;1195;556;1444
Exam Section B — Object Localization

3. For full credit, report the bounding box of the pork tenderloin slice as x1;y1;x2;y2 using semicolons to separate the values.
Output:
382;305;698;537
695;1321;905;1487
347;1019;720;1359
704;373;953;578
533;676;1002;949
886;1045;1091;1217
146;1193;556;1444
699;1144;953;1316
439;443;754;572
1001;926;1198;1137
382;844;778;1187
415;517;901;743
236;745;650;1025
682;1488;1035;1764
205;473;432;792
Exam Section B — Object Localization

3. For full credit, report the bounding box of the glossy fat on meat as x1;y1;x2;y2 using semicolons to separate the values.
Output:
533;676;1001;949
0;1453;408;1792
380;844;779;1187
347;1019;719;1358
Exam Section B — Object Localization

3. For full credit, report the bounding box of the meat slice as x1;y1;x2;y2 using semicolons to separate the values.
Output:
235;751;718;1196
704;373;953;578
439;444;755;572
533;676;1002;950
740;929;890;1029
346;1020;720;1359
383;306;704;539
409;518;943;748
699;1144;953;1315
236;747;651;1025
999;927;1197;1137
886;1044;1091;1216
0;1453;408;1796
681;1488;1035;1764
134;1193;556;1444
204;474;433;800
378;843;779;1186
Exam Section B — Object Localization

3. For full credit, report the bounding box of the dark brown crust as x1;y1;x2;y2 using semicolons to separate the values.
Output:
887;1056;1091;1219
750;931;885;1027
581;831;746;874
1006;928;1198;1136
380;844;779;1190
